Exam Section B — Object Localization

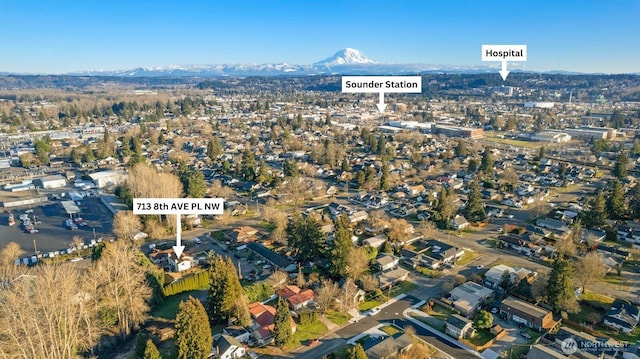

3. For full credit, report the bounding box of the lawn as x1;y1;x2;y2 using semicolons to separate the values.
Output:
423;303;457;321
602;273;633;288
152;290;207;319
358;299;383;312
467;329;495;346
289;320;328;348
414;266;442;278
581;290;614;305
326;310;351;326
456;251;480;266
389;281;418;297
380;325;401;336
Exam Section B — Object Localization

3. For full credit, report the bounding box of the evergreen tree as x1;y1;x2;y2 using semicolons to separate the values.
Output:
479;147;494;177
546;254;579;314
455;140;468;157
435;187;456;225
283;158;299;178
347;343;368;359
240;149;257;181
473;310;494;329
208;255;246;323
176;296;212;359
629;184;640;218
287;215;328;262
607;179;626;219
341;157;351;172
273;296;292;347
331;214;353;277
206;138;223;161
583;191;607;228
467;158;478;173
379;164;390;191
465;181;486;222
613;151;629;179
143;339;162;359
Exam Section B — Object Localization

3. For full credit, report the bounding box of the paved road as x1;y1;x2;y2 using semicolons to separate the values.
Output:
287;295;478;359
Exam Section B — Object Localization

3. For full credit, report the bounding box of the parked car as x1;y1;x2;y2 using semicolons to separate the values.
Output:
520;331;532;339
369;307;381;316
476;265;484;270
262;264;272;269
193;237;202;244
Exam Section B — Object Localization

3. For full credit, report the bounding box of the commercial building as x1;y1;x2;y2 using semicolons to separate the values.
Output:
35;175;67;189
88;169;127;188
531;131;572;143
563;126;616;141
434;125;484;139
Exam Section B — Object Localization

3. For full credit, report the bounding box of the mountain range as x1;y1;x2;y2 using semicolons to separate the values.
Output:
65;48;523;77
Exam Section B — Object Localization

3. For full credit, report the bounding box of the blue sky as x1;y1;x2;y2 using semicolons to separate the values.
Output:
1;0;638;74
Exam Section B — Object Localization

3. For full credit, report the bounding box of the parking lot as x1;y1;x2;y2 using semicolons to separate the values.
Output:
0;197;114;256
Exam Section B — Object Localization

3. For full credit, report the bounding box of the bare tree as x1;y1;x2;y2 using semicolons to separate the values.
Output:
338;278;359;312
347;247;371;280
359;273;378;292
387;218;412;243
530;270;549;304
0;264;100;359
265;270;288;290
112;211;142;241
89;241;151;340
554;235;577;257
575;252;606;292
315;279;339;314
368;210;389;226
127;163;183;228
209;179;234;199
0;242;25;266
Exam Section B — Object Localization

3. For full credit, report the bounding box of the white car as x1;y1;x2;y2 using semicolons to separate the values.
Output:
369;307;381;316
262;264;272;269
476;265;484;270
193;237;202;244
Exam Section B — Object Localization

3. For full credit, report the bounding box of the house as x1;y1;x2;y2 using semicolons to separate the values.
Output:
226;226;258;243
483;264;533;290
277;285;315;310
445;314;476;339
425;239;464;263
364;234;388;248
552;326;621;358
211;334;245;359
246;242;297;272
35;175;67;189
248;302;296;344
364;333;413;359
604;299;640;334
500;296;556;332
448;281;495;317
168;252;193;272
222;326;251;343
376;254;400;271
348;210;368;224
451;215;470;230
525;344;567;359
378;267;410;288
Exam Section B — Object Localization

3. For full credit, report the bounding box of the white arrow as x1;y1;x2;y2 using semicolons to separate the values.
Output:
499;60;510;81
173;214;185;259
376;92;387;113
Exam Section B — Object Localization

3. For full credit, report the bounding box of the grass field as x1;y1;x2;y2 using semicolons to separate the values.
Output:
389;281;418;297
289;320;328;348
358;299;383;312
152;290;207;319
380;325;401;336
466;329;495;346
457;250;480;266
326;310;351;326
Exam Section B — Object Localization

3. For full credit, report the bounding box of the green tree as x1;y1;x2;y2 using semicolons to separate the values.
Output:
273;296;292;347
341;157;351;172
208;255;247;323
240;149;257;181
455;140;468;157
143;339;162;359
607;179;626;219
178;164;208;198
175;296;212;359
379;164;390;191
435;187;457;226
473;310;494;329
613;151;629;179
286;215;327;262
381;240;393;254
537;146;546;161
546;254;579;314
330;214;353;277
629;184;640;218
591;138;609;155
347;343;368;359
500;270;513;290
583;191;607;228
479;147;494;177
283;158;299;178
465;181;486;222
206;138;223;162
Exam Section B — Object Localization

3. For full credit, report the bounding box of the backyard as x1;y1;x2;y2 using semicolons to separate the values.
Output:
289;320;328;348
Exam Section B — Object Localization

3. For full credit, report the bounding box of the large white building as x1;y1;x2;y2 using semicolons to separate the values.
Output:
88;170;127;188
35;175;67;189
531;131;571;143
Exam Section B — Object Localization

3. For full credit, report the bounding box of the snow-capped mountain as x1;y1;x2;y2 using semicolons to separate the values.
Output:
314;48;376;66
66;48;508;77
